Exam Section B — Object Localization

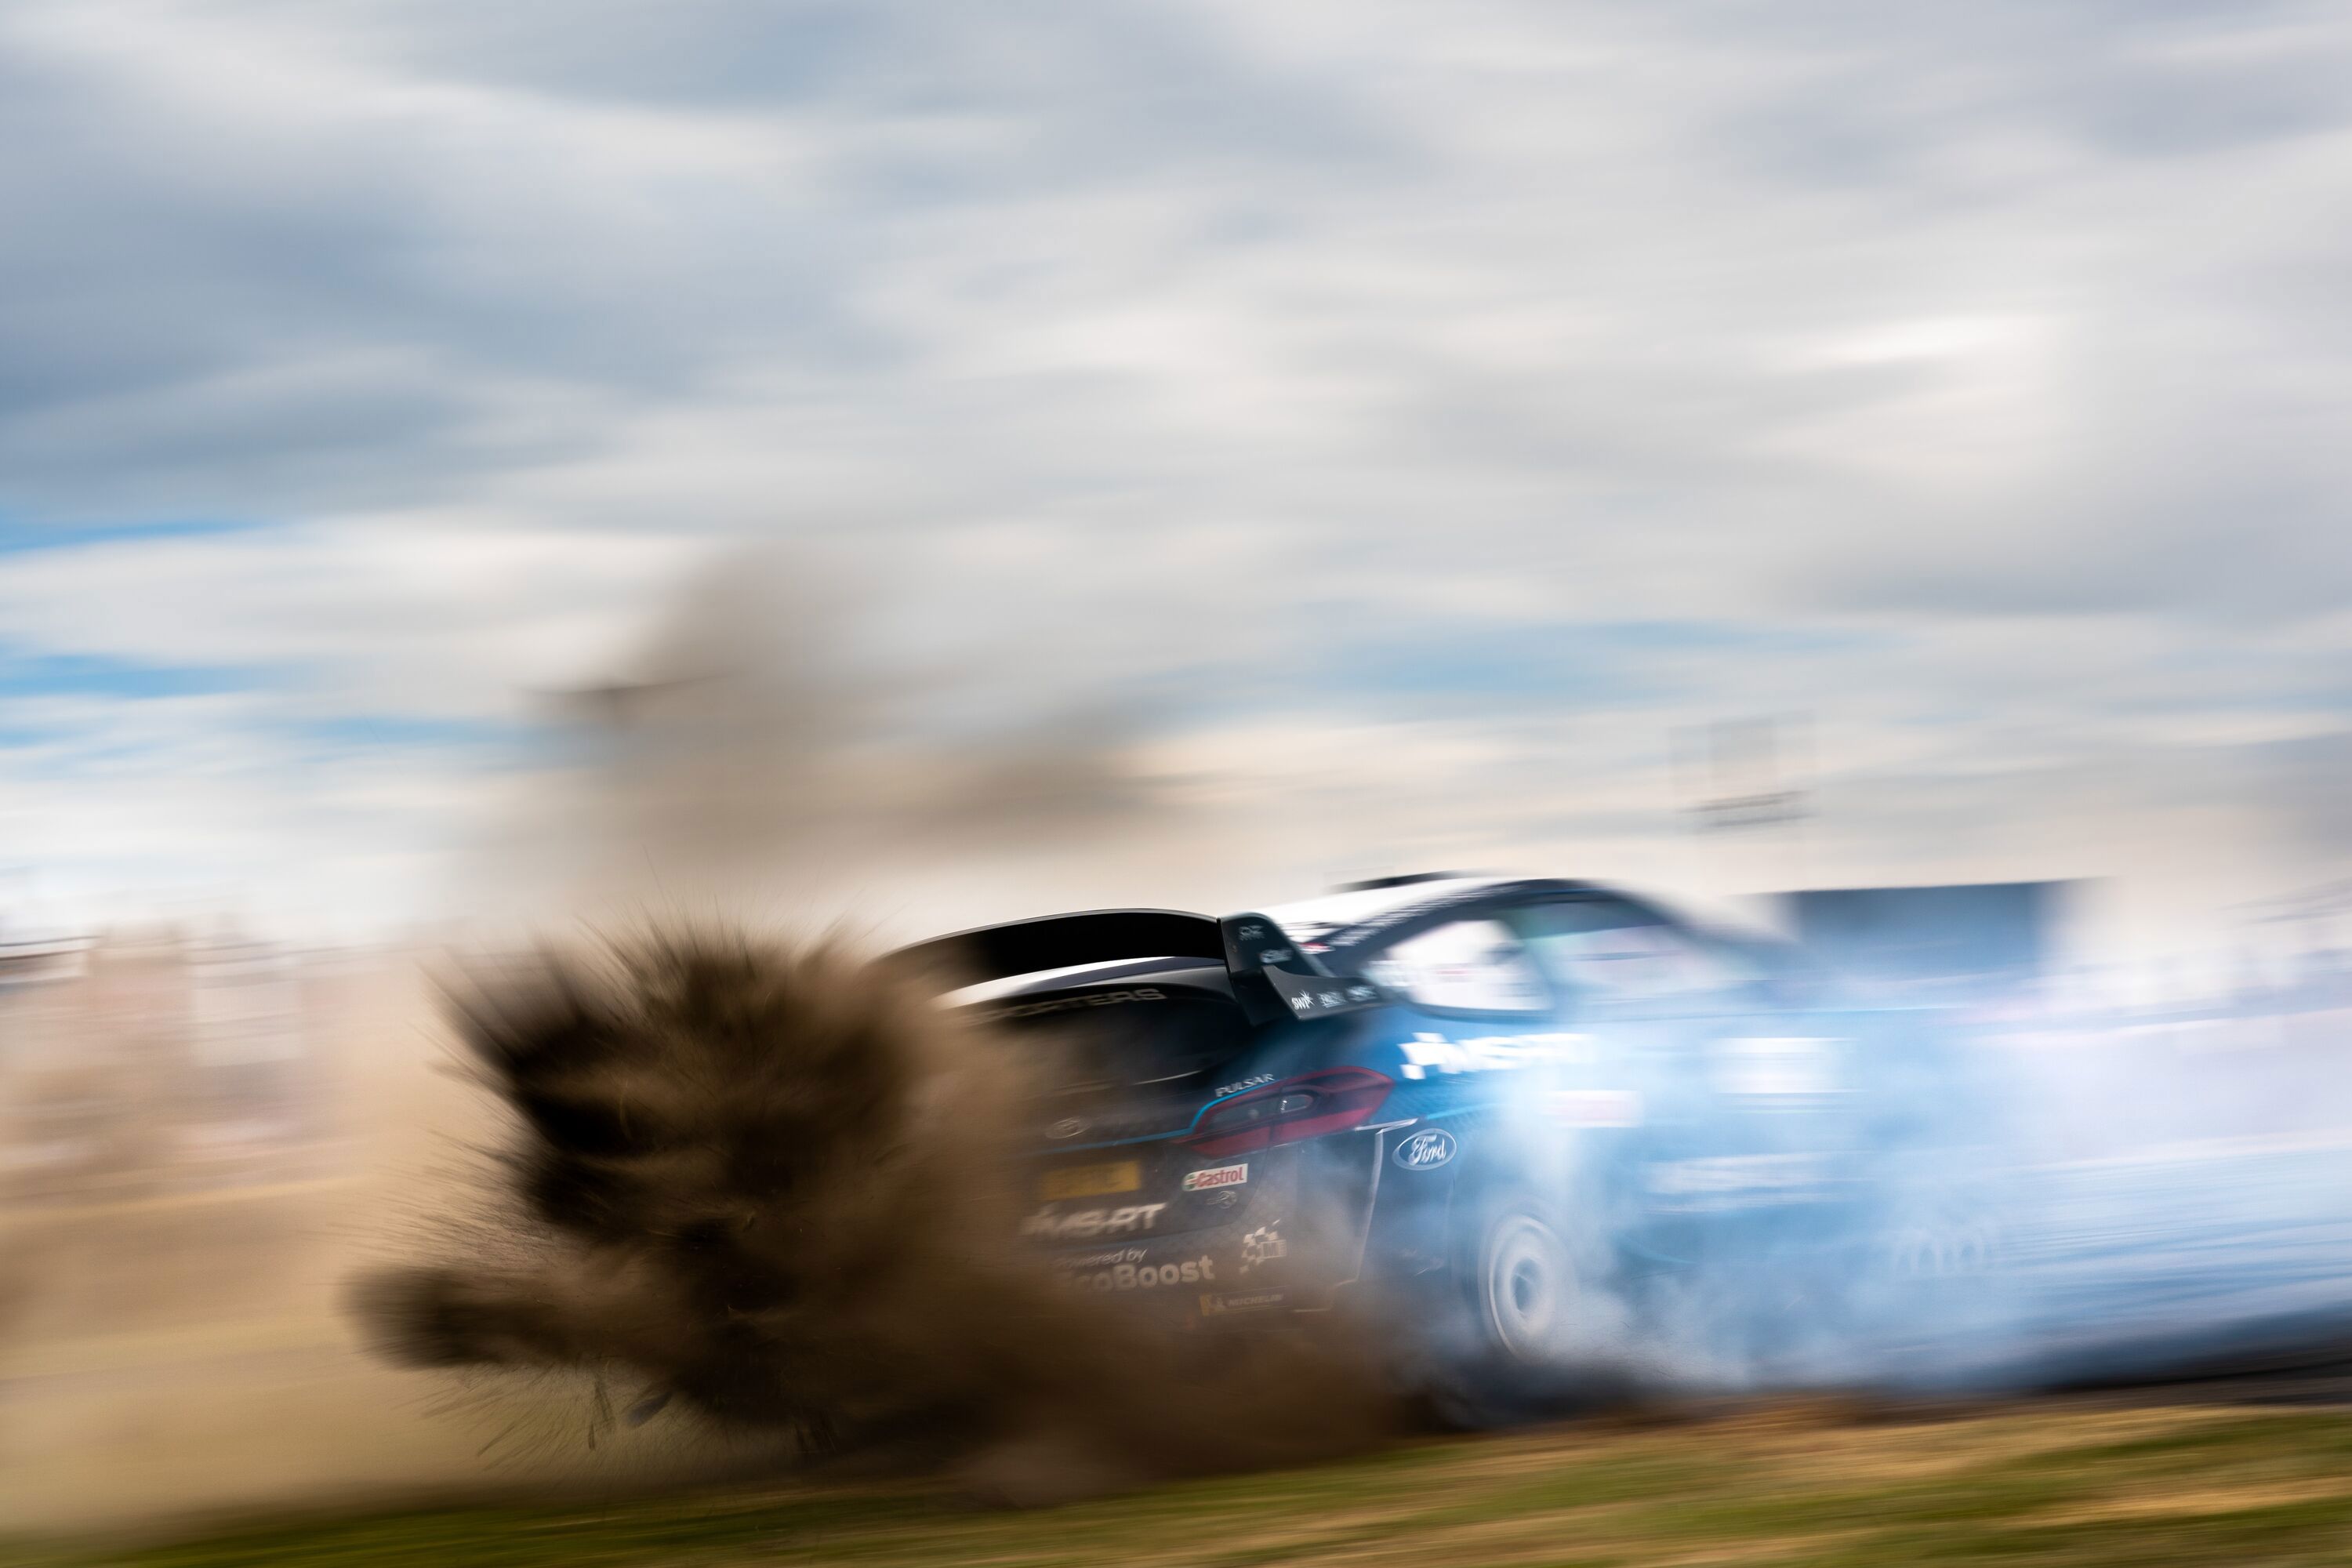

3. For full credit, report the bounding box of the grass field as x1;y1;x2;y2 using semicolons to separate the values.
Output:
17;1399;2352;1567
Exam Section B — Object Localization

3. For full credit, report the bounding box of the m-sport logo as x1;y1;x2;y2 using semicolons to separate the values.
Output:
1392;1127;1457;1171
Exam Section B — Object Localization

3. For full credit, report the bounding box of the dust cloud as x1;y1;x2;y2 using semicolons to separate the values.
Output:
471;546;1244;937
352;930;1394;1502
0;546;1312;1539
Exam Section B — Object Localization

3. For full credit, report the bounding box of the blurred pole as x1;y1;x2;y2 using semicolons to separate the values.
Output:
1675;713;1813;910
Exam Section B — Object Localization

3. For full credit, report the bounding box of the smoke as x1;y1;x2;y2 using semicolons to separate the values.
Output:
350;929;1396;1502
1432;971;2352;1406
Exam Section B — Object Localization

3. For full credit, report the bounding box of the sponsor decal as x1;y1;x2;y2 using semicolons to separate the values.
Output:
1392;1127;1457;1171
1020;1203;1167;1240
1212;1073;1274;1099
1181;1163;1249;1192
1548;1088;1644;1128
1277;979;1380;1016
988;987;1167;1021
1200;1289;1286;1316
1073;1255;1217;1291
1226;920;1294;968
1396;1029;1592;1080
1643;1152;1836;1212
1239;1223;1286;1273
1064;1245;1147;1269
1045;1117;1088;1140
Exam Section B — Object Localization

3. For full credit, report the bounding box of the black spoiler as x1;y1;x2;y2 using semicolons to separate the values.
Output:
891;907;1384;1024
891;909;1223;982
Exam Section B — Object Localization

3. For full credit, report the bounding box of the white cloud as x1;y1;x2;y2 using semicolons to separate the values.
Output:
2;0;2350;949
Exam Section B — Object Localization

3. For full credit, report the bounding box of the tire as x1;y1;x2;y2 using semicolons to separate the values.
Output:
1420;1186;1624;1426
1477;1206;1579;1368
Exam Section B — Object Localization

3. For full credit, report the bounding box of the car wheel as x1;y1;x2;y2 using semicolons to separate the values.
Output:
1417;1189;1620;1427
1479;1207;1577;1367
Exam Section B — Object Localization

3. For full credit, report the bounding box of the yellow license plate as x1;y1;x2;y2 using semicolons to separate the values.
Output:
1039;1160;1141;1200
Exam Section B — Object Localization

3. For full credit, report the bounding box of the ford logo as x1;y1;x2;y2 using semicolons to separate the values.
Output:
1392;1127;1456;1171
1046;1117;1088;1140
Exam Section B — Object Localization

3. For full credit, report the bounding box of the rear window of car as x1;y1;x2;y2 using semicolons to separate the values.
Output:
1362;918;1551;1014
1515;900;1763;1007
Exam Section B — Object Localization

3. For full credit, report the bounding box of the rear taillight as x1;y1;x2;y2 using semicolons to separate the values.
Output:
1183;1067;1392;1156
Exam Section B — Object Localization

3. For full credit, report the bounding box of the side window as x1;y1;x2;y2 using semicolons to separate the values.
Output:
1363;919;1551;1015
1515;900;1757;1011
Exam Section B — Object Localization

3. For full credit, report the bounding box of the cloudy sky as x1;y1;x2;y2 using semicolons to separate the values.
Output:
3;0;2350;954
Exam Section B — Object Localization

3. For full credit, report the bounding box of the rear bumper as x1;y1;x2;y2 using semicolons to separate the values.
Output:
1027;1123;1454;1329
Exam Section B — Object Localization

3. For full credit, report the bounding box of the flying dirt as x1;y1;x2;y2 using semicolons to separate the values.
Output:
350;929;1397;1501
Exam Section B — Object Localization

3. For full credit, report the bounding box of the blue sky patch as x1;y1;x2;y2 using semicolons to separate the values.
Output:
1312;619;1898;712
0;646;270;701
0;517;270;556
277;713;524;752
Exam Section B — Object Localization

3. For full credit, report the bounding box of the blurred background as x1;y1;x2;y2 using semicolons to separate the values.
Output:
5;0;2352;1538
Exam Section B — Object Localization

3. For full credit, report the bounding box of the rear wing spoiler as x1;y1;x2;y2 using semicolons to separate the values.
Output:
891;909;1225;985
1219;913;1385;1022
891;907;1385;1025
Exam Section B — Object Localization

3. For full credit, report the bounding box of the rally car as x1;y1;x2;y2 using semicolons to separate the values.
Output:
896;873;1979;1406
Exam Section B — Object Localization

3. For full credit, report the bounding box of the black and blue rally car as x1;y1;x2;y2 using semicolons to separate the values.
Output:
897;873;1965;1399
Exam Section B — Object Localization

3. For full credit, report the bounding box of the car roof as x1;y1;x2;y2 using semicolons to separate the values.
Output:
929;877;1545;1006
1255;875;1516;938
